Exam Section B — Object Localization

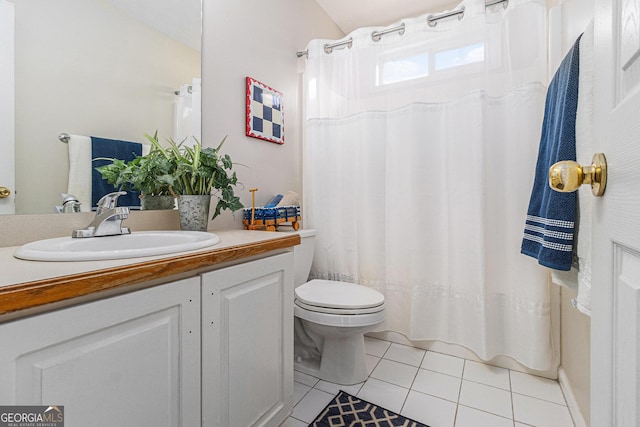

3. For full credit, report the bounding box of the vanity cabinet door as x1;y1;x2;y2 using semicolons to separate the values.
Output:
201;252;294;427
0;277;201;427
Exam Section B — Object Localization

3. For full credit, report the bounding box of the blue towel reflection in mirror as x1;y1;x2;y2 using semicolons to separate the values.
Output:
91;136;143;209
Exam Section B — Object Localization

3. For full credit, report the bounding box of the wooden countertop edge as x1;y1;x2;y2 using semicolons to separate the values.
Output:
0;234;300;317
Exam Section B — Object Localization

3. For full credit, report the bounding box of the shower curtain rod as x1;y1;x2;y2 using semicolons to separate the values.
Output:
296;0;508;58
427;6;465;27
323;38;353;54
372;22;405;42
174;85;193;96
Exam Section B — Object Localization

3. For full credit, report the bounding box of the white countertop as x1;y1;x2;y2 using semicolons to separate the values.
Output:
0;229;296;288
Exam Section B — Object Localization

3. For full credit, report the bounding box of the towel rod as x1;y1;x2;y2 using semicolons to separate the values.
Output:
59;132;70;143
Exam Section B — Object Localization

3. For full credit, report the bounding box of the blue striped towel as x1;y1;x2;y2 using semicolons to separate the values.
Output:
521;36;582;271
91;136;143;209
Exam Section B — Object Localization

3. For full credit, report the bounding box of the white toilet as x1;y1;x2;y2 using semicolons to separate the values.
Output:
292;229;385;385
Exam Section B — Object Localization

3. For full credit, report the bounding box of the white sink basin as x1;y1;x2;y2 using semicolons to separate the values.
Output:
14;231;221;262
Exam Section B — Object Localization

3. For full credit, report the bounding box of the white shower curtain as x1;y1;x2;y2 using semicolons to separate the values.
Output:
303;0;554;369
174;77;202;144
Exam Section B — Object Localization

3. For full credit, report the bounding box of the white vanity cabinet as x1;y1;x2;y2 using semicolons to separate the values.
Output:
0;276;201;427
0;248;295;427
201;252;294;427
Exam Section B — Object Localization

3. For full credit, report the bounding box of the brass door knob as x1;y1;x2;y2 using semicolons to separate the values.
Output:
548;153;607;196
0;187;10;199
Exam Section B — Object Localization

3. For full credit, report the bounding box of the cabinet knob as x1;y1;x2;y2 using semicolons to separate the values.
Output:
0;187;10;199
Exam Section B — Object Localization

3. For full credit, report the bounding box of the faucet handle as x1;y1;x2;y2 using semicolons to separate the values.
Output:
97;191;127;211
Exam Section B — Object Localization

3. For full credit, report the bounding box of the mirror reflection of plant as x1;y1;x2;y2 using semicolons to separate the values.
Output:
144;132;244;219
131;152;175;196
96;131;175;196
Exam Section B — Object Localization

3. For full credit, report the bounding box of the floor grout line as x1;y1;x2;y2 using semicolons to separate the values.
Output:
511;390;571;406
452;359;466;426
289;338;574;427
508;368;516;423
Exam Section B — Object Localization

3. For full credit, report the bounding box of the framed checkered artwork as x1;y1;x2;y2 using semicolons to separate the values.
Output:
246;77;284;144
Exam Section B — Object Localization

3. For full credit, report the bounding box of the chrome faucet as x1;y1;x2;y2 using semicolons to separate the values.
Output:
72;191;131;238
60;193;81;213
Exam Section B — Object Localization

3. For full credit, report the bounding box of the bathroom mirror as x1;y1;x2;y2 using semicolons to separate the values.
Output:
7;0;201;215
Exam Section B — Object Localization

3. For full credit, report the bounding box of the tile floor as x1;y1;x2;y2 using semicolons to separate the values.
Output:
280;337;575;427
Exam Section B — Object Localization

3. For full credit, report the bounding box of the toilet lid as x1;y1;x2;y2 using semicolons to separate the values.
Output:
295;279;385;310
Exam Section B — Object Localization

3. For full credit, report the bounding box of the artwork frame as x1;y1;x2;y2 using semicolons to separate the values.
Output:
245;77;284;145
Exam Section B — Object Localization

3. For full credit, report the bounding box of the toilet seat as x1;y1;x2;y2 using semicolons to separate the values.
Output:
295;279;385;311
294;304;386;327
294;299;385;315
294;280;385;327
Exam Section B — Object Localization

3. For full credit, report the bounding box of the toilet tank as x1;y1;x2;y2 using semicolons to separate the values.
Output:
292;229;316;287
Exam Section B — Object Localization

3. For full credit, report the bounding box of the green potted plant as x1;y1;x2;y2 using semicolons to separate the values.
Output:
144;132;244;231
96;132;176;210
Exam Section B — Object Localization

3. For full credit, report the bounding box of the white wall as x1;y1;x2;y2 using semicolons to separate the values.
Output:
549;0;594;424
202;0;343;230
14;0;200;214
1;0;342;242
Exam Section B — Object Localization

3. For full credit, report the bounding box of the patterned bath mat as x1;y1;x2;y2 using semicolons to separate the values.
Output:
309;390;430;427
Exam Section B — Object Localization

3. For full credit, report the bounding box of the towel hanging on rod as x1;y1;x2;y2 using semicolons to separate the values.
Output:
521;35;582;271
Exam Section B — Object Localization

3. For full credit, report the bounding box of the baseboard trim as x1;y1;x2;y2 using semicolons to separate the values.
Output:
558;367;588;427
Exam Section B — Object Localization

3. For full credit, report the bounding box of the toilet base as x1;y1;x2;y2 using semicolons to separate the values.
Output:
294;333;369;385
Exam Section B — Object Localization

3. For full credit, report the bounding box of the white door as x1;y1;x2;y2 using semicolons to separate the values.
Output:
0;0;15;214
592;1;640;425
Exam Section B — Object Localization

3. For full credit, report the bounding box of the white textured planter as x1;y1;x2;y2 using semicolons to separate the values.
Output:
177;195;211;231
